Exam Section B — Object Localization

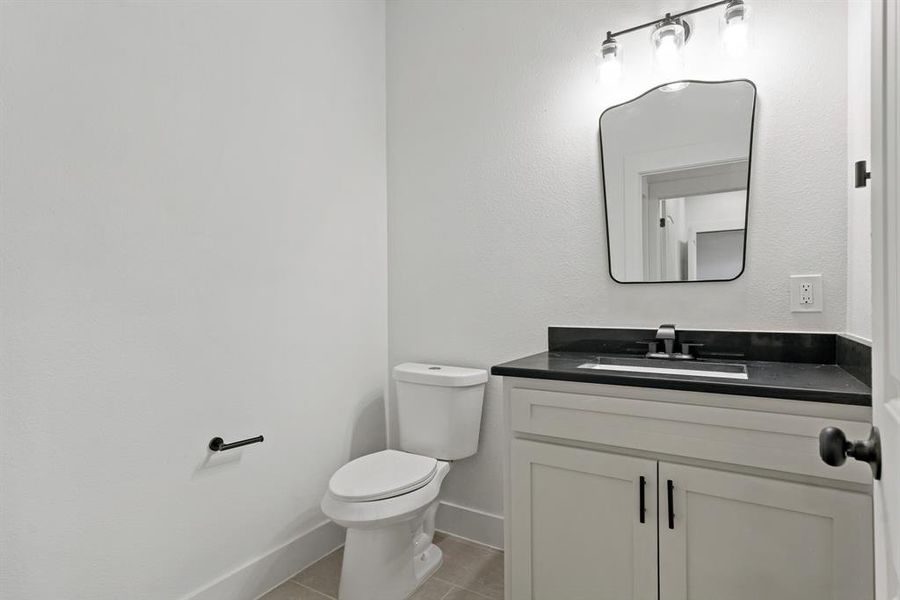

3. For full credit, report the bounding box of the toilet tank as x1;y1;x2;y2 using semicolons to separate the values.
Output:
392;363;488;460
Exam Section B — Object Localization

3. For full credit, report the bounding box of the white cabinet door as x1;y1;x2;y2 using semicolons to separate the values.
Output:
509;439;658;600
658;462;873;600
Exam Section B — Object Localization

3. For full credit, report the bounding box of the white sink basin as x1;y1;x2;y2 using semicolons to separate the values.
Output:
578;356;748;380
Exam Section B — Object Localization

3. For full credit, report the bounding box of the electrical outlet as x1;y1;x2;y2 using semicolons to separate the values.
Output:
799;282;814;305
790;275;823;312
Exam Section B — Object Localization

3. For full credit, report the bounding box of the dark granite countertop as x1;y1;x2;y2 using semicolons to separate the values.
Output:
491;351;872;406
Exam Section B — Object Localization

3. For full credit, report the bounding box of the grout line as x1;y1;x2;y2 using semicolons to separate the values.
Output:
256;574;318;600
448;585;494;600
284;575;337;600
437;586;457;600
296;582;336;599
435;529;504;553
461;588;494;599
432;578;495;600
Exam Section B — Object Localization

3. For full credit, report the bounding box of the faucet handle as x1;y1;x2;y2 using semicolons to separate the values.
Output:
680;342;704;356
637;340;659;356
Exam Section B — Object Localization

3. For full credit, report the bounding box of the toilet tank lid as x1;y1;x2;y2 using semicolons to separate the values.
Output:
393;363;488;387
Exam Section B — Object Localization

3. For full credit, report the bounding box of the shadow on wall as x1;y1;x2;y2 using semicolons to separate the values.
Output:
349;392;387;461
192;450;243;479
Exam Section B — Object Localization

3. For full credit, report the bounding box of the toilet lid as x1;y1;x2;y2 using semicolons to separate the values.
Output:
328;450;438;502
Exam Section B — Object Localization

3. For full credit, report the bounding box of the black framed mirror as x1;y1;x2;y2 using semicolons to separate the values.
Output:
599;79;757;283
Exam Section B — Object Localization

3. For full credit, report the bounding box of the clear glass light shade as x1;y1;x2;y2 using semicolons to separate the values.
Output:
722;1;750;58
597;39;622;84
651;20;686;79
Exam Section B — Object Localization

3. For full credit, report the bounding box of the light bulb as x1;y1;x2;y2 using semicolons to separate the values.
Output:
722;0;750;58
656;35;679;70
599;58;622;84
598;36;622;85
651;18;687;79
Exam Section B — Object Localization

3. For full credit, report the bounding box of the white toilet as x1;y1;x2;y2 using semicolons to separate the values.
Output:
321;363;488;600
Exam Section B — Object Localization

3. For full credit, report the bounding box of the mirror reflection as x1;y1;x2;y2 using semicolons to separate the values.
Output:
600;80;756;283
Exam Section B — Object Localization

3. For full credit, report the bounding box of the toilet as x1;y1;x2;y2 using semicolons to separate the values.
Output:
321;363;488;600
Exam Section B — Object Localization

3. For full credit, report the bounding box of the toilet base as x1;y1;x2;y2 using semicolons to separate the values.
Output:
413;543;443;589
337;504;442;600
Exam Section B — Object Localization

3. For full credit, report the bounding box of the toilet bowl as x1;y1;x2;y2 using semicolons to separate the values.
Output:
321;451;451;600
321;363;488;600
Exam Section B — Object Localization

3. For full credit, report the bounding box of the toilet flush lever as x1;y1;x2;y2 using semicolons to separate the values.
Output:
209;435;265;452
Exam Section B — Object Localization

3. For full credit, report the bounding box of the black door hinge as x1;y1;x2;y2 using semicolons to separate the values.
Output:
855;160;871;188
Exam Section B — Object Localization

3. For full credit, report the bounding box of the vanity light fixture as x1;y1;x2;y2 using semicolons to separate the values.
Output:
600;0;750;85
598;36;622;84
652;17;690;91
721;0;750;58
651;16;689;78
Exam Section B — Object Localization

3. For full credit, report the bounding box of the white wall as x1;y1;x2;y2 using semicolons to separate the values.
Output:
683;191;747;230
387;0;849;522
847;0;872;341
0;2;386;599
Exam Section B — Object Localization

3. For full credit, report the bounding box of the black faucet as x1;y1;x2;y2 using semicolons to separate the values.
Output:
655;324;677;356
641;324;702;360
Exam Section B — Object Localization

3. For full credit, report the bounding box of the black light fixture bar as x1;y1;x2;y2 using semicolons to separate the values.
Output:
606;0;733;41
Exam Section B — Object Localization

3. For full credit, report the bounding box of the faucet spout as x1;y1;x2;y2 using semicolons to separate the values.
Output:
656;324;677;356
641;324;698;360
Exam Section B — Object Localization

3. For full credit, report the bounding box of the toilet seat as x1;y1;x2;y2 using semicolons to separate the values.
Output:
328;449;438;502
322;460;450;531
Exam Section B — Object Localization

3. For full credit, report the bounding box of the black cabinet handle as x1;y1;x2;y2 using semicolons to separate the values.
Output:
209;435;264;452
639;476;646;524
667;479;675;529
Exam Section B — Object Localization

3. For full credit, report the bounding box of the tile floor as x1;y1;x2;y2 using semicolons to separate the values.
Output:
260;532;503;600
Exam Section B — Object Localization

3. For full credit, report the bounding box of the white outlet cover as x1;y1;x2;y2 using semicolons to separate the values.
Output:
790;274;823;312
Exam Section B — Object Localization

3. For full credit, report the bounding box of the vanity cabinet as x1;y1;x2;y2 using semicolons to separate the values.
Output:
510;440;658;600
658;462;871;600
503;378;874;600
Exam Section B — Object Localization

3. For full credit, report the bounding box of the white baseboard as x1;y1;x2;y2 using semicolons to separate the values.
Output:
435;500;504;550
182;519;345;600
